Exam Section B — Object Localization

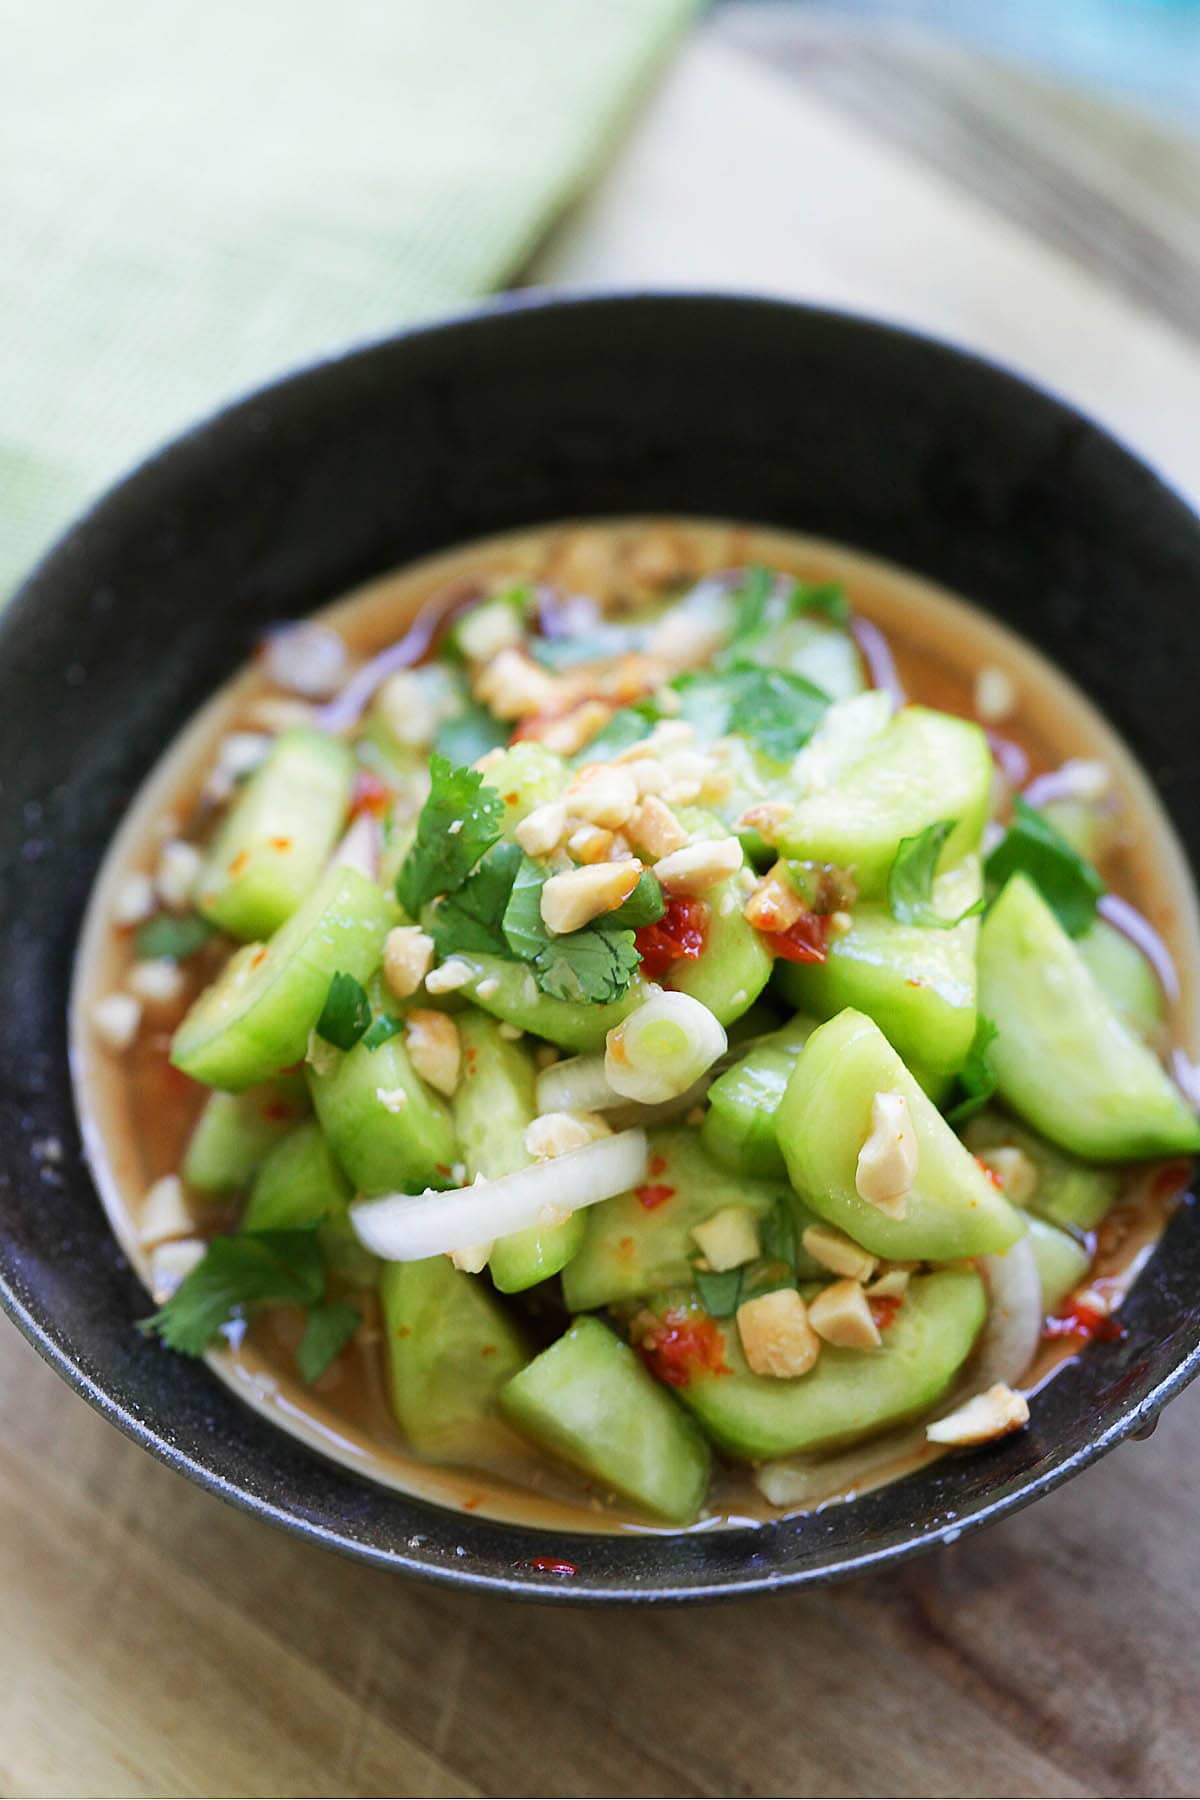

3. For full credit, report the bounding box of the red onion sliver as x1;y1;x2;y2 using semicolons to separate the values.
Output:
1096;892;1180;1002
986;730;1029;789
851;615;905;707
316;581;482;734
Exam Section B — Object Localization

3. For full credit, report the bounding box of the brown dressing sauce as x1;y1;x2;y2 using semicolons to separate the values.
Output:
69;519;1200;1534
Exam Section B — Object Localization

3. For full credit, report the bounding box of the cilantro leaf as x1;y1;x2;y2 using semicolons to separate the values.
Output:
363;1012;404;1051
428;839;522;959
985;797;1105;937
580;700;660;763
396;754;504;914
791;580;850;626
316;972;372;1051
297;1299;362;1383
139;1228;325;1357
673;664;829;763
946;1016;1000;1126
720;565;774;664
888;821;986;929
693;1266;743;1318
530;622;647;669
759;1195;798;1275
501;854;551;962
433;704;508;768
135;912;215;961
533;927;642;1004
606;870;665;929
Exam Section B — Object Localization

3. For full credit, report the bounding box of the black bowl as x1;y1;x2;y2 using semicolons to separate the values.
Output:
3;292;1198;1603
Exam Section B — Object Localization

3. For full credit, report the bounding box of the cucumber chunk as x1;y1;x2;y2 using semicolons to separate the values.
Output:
775;858;981;1079
561;1126;822;1313
452;1010;587;1292
171;866;395;1091
1023;1213;1091;1314
978;875;1200;1160
309;1017;458;1196
196;729;355;940
380;1258;530;1472
500;1316;711;1523
776;707;992;897
1076;916;1165;1044
666;875;773;1025
447;953;651;1052
478;741;567;830
242;1117;377;1286
668;1268;986;1461
776;1008;1024;1259
962;1108;1121;1232
181;1073;309;1193
701;1015;817;1179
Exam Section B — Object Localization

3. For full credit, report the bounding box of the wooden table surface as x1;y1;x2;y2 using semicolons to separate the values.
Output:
5;13;1200;1797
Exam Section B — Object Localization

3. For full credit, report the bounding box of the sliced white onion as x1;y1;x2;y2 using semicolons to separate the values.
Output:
604;992;727;1106
975;1234;1043;1391
535;1053;621;1116
350;1128;648;1261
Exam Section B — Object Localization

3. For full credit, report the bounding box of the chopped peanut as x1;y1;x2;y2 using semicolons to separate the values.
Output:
565;764;639;830
802;1223;878;1284
974;665;1017;724
736;800;794;843
149;1238;207;1305
139;1174;194;1248
540;860;642;935
626;796;688;860
424;959;472;995
155;839;202;912
828;909;854;937
646;609;725;668
621;757;667;797
654;837;743;896
611;720;694;763
808;1278;882;1350
375;671;449;748
383;926;435;1001
245;695;316;733
660;748;710;805
567;823;615;864
262;622;348;697
405;1010;462;1097
127;959;186;1006
515;800;569;858
524;1111;612;1159
865;1266;912;1300
474;647;562;719
743;870;804;934
375;1086;409;1114
111;871;156;928
450;1241;494;1275
926;1383;1030;1446
456;600;523;663
91;991;142;1051
975;1143;1038;1205
1051;757;1110;803
536;701;613;757
855;1090;919;1218
736;1289;821;1380
691;1206;761;1272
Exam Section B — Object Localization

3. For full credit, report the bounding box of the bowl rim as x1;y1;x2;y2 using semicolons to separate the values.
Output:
4;285;1199;1603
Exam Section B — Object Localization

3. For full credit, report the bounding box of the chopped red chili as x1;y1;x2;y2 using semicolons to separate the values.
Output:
635;1183;675;1211
648;1153;668;1178
528;1556;578;1577
1043;1300;1123;1342
635;895;708;979
869;1295;903;1331
770;910;829;964
974;1156;1004;1190
637;1310;730;1387
349;768;390;819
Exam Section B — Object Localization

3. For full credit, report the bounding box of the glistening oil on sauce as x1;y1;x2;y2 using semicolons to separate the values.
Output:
69;518;1200;1535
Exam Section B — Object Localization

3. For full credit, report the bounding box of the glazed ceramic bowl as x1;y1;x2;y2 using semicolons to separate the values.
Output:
2;293;1198;1601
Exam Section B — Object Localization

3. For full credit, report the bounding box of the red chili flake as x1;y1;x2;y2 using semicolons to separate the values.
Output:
1043;1300;1124;1343
228;849;250;877
648;1153;668;1178
434;1164;452;1178
350;768;391;819
278;1060;305;1075
637;1310;730;1387
528;1557;577;1577
974;1156;1004;1190
395;1325;411;1339
771;910;829;965
260;1099;296;1121
635;895;708;979
462;1497;482;1512
617;1235;635;1258
869;1295;903;1331
480;1344;497;1357
269;835;293;852
635;1183;675;1211
250;947;269;969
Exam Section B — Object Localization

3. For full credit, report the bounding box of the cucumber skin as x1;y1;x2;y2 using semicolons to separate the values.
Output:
450;954;651;1053
1076;917;1164;1044
777;1008;1024;1260
666;875;773;1025
309;1026;458;1196
500;1316;712;1524
1023;1212;1091;1314
242;1116;377;1285
181;1074;310;1193
978;875;1200;1161
668;1269;986;1462
962;1108;1120;1232
701;1016;817;1179
380;1258;530;1473
170;866;395;1091
196;729;355;940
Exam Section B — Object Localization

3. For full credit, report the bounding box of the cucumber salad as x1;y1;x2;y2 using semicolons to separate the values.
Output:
78;525;1200;1529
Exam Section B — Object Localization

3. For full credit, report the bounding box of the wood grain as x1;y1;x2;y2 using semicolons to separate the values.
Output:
6;20;1200;1798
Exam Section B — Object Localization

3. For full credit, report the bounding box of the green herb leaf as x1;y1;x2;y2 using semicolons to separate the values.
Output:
362;1013;405;1051
946;1016;1000;1126
605;869;666;929
790;580;850;626
579;701;660;762
135;912;215;962
888;821;986;929
533;926;641;1005
139;1228;325;1356
433;704;508;768
758;1195;798;1275
672;664;829;762
693;1265;743;1318
501;854;551;962
985;797;1105;937
297;1299;362;1383
395;754;504;915
316;972;372;1051
720;565;774;662
530;622;647;669
428;839;522;959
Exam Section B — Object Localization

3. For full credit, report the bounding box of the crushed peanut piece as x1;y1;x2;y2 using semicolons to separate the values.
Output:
91;991;142;1052
475;976;500;1000
974;1143;1038;1205
405;1010;462;1097
974;665;1017;724
743;870;804;934
139;1174;194;1249
567;823;615;865
537;701;613;757
375;671;450;748
565;764;639;830
855;1090;919;1218
262;622;348;698
424;959;472;995
540;860;642;934
457;600;523;663
450;1242;494;1275
626;795;687;860
865;1266;912;1300
654;838;743;896
736;800;794;843
691;1206;761;1273
498;1022;524;1041
149;1239;207;1305
245;695;316;733
383;926;435;1001
808;1278;882;1350
524;1111;612;1160
155;839;202;912
736;1289;821;1380
802;1223;877;1284
111;871;157;928
926;1383;1030;1446
375;1087;409;1114
127;959;186;1006
474;647;562;719
828;909;854;937
515;799;568;858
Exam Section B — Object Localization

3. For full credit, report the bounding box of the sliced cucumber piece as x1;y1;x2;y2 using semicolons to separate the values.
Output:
777;707;992;897
478;741;567;831
447;953;651;1053
243;1116;377;1286
1076;916;1165;1045
666;876;773;1026
978;875;1199;1160
776;857;981;1079
962;1108;1121;1232
500;1316;711;1523
756;614;865;701
171;865;395;1091
452;1010;587;1293
380;1258;530;1473
777;1008;1024;1259
561;1126;822;1313
195;729;355;940
309;1016;458;1196
1023;1213;1091;1315
701;1015;817;1179
667;1268;986;1461
181;1073;309;1193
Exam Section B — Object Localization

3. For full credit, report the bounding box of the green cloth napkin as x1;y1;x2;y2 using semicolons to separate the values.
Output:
0;0;697;597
